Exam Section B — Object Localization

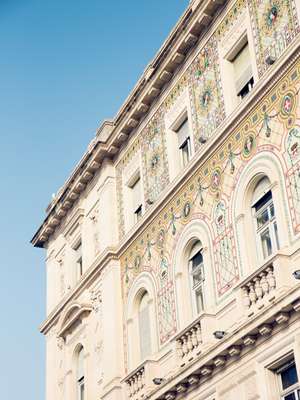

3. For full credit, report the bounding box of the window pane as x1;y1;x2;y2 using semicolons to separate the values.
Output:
281;364;298;390
284;393;296;400
257;208;269;228
261;228;273;258
192;252;203;269
274;221;280;249
195;287;204;314
270;203;275;218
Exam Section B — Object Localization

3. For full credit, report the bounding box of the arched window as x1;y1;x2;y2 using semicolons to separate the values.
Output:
77;346;85;400
252;176;279;260
188;241;205;315
138;291;152;361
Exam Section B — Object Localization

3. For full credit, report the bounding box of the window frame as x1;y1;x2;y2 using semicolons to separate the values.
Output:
252;190;279;261
173;116;192;168
127;170;143;226
188;241;205;316
276;359;300;400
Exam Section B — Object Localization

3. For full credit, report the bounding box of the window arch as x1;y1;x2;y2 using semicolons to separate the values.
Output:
232;152;290;274
172;219;215;329
126;273;158;369
76;345;85;400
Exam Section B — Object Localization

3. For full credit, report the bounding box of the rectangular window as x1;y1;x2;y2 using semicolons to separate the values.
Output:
189;243;205;315
75;241;83;280
229;39;254;101
130;175;142;223
254;191;279;260
276;360;300;400
175;118;191;168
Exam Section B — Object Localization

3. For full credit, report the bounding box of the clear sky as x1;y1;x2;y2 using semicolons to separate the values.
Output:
0;1;188;398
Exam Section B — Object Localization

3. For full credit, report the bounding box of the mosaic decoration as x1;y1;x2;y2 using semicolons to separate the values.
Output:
284;126;300;233
212;201;239;294
141;108;170;204
248;0;300;76
121;58;300;350
164;75;189;110
189;36;225;150
216;0;247;38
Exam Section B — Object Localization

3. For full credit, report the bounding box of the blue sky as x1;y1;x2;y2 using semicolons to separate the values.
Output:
0;1;187;398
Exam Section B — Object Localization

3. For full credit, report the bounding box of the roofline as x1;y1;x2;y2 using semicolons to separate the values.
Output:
31;0;226;248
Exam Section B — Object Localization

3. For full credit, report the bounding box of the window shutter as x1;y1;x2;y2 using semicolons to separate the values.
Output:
233;44;252;93
139;306;151;360
189;241;202;260
176;119;189;148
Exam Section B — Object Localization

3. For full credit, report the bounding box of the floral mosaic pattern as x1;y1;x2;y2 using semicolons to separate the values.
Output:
212;201;239;294
121;57;300;351
248;0;300;76
189;37;225;150
141;109;169;205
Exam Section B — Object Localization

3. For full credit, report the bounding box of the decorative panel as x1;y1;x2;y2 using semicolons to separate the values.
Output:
189;36;225;151
248;0;300;76
141;108;170;204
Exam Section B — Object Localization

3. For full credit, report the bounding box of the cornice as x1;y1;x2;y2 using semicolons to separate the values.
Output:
31;0;226;248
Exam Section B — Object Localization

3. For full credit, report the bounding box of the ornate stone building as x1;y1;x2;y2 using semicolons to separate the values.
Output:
32;0;300;399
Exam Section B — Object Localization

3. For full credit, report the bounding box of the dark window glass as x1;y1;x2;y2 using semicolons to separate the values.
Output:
284;393;296;400
282;363;298;390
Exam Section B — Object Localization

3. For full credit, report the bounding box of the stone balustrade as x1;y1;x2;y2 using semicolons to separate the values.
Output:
240;262;276;316
174;317;202;367
125;365;146;399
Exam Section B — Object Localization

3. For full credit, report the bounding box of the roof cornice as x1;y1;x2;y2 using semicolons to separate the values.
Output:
31;0;226;248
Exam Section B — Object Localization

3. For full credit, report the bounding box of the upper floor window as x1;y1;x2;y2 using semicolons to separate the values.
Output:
276;359;299;400
138;291;152;361
189;241;205;315
74;241;83;281
77;346;85;400
129;174;142;224
228;37;254;101
175;117;191;168
252;177;279;260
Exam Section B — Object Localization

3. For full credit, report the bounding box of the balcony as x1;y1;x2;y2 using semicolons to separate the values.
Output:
123;360;157;400
237;252;293;318
173;313;216;368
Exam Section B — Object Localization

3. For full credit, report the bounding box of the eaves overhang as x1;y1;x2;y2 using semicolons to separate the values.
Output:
31;0;226;249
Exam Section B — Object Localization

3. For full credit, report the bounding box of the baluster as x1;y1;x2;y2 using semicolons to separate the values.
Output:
260;272;269;295
196;323;202;344
127;381;132;398
254;277;263;301
137;372;142;391
141;368;145;388
267;267;276;291
129;378;134;396
133;375;138;394
242;286;251;308
248;282;257;305
187;332;193;353
176;339;183;359
191;327;198;348
182;336;188;356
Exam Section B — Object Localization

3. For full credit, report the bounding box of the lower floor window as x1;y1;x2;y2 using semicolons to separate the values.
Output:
277;360;299;400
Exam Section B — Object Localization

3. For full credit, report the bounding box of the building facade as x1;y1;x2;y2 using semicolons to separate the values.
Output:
32;0;300;399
